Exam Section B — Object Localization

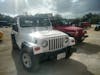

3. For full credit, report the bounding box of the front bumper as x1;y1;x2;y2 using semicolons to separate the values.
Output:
75;35;88;42
38;46;77;61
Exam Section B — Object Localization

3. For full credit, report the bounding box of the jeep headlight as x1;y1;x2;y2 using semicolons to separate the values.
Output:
65;37;69;43
42;40;48;47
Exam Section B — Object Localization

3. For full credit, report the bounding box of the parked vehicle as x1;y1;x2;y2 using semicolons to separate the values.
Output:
0;21;9;27
11;15;76;72
0;31;3;41
51;19;88;43
78;22;91;28
95;22;100;31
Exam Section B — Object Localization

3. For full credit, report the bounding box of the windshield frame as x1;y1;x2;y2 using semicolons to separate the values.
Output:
51;19;71;26
19;16;52;28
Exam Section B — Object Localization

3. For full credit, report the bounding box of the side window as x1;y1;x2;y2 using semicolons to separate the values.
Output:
12;23;18;32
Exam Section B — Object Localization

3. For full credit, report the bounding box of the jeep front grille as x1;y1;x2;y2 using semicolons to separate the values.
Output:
49;37;64;50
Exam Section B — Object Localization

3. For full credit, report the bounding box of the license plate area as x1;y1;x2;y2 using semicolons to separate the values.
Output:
57;52;66;60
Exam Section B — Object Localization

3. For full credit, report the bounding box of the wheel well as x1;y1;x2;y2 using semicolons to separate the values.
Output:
11;34;15;40
21;42;33;53
21;42;26;49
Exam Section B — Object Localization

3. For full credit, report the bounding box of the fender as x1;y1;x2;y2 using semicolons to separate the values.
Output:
21;42;43;55
21;42;33;53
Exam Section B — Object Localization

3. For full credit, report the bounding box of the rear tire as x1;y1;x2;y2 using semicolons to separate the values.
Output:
20;49;40;72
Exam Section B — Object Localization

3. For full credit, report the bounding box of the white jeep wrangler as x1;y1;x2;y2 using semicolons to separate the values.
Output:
11;15;76;71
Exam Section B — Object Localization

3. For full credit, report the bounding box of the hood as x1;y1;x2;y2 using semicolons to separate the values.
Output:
63;26;83;31
20;28;67;43
30;30;66;39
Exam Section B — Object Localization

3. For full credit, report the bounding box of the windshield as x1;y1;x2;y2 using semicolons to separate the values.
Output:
51;19;70;26
61;19;70;25
51;19;63;26
20;16;51;27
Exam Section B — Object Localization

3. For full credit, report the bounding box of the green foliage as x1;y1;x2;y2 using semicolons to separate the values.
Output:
0;13;14;26
54;14;63;19
81;13;100;24
0;12;100;27
53;13;100;24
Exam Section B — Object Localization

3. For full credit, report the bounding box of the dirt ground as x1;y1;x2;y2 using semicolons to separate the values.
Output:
0;26;100;75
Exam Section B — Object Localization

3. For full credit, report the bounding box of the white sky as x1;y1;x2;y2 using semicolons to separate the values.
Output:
0;0;100;18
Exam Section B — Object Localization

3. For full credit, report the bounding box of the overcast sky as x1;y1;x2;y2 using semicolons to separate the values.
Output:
0;0;100;18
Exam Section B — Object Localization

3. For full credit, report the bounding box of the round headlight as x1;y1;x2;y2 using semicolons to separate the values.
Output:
42;40;48;47
65;37;69;43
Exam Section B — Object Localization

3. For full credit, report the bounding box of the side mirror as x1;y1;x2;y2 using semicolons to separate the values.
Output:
12;23;18;32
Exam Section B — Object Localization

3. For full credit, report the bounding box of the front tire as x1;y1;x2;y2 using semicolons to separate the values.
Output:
65;46;73;59
11;34;18;50
20;50;40;72
77;39;84;43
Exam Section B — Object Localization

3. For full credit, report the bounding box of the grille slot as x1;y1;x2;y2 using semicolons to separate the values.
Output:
49;37;64;50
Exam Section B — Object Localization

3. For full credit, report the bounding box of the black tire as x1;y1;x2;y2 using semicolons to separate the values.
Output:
77;39;84;43
11;34;18;50
0;40;3;42
65;46;73;59
20;49;40;72
95;27;99;31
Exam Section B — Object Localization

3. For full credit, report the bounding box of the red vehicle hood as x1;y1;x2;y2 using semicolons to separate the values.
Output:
54;25;83;31
63;26;83;31
53;25;85;37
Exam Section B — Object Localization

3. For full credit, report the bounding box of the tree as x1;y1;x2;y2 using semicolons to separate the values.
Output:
81;13;93;22
54;14;63;19
0;13;14;26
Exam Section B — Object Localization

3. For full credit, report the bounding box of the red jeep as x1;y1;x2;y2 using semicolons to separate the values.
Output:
78;22;91;28
51;19;88;43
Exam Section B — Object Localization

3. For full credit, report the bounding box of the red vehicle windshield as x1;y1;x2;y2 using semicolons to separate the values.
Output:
51;19;71;26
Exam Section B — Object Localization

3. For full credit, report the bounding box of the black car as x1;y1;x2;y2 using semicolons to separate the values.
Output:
95;22;100;31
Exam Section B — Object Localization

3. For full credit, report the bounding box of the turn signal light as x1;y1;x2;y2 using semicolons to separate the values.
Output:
34;47;40;51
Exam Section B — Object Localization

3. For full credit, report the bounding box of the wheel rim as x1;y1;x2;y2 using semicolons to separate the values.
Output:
22;53;32;68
